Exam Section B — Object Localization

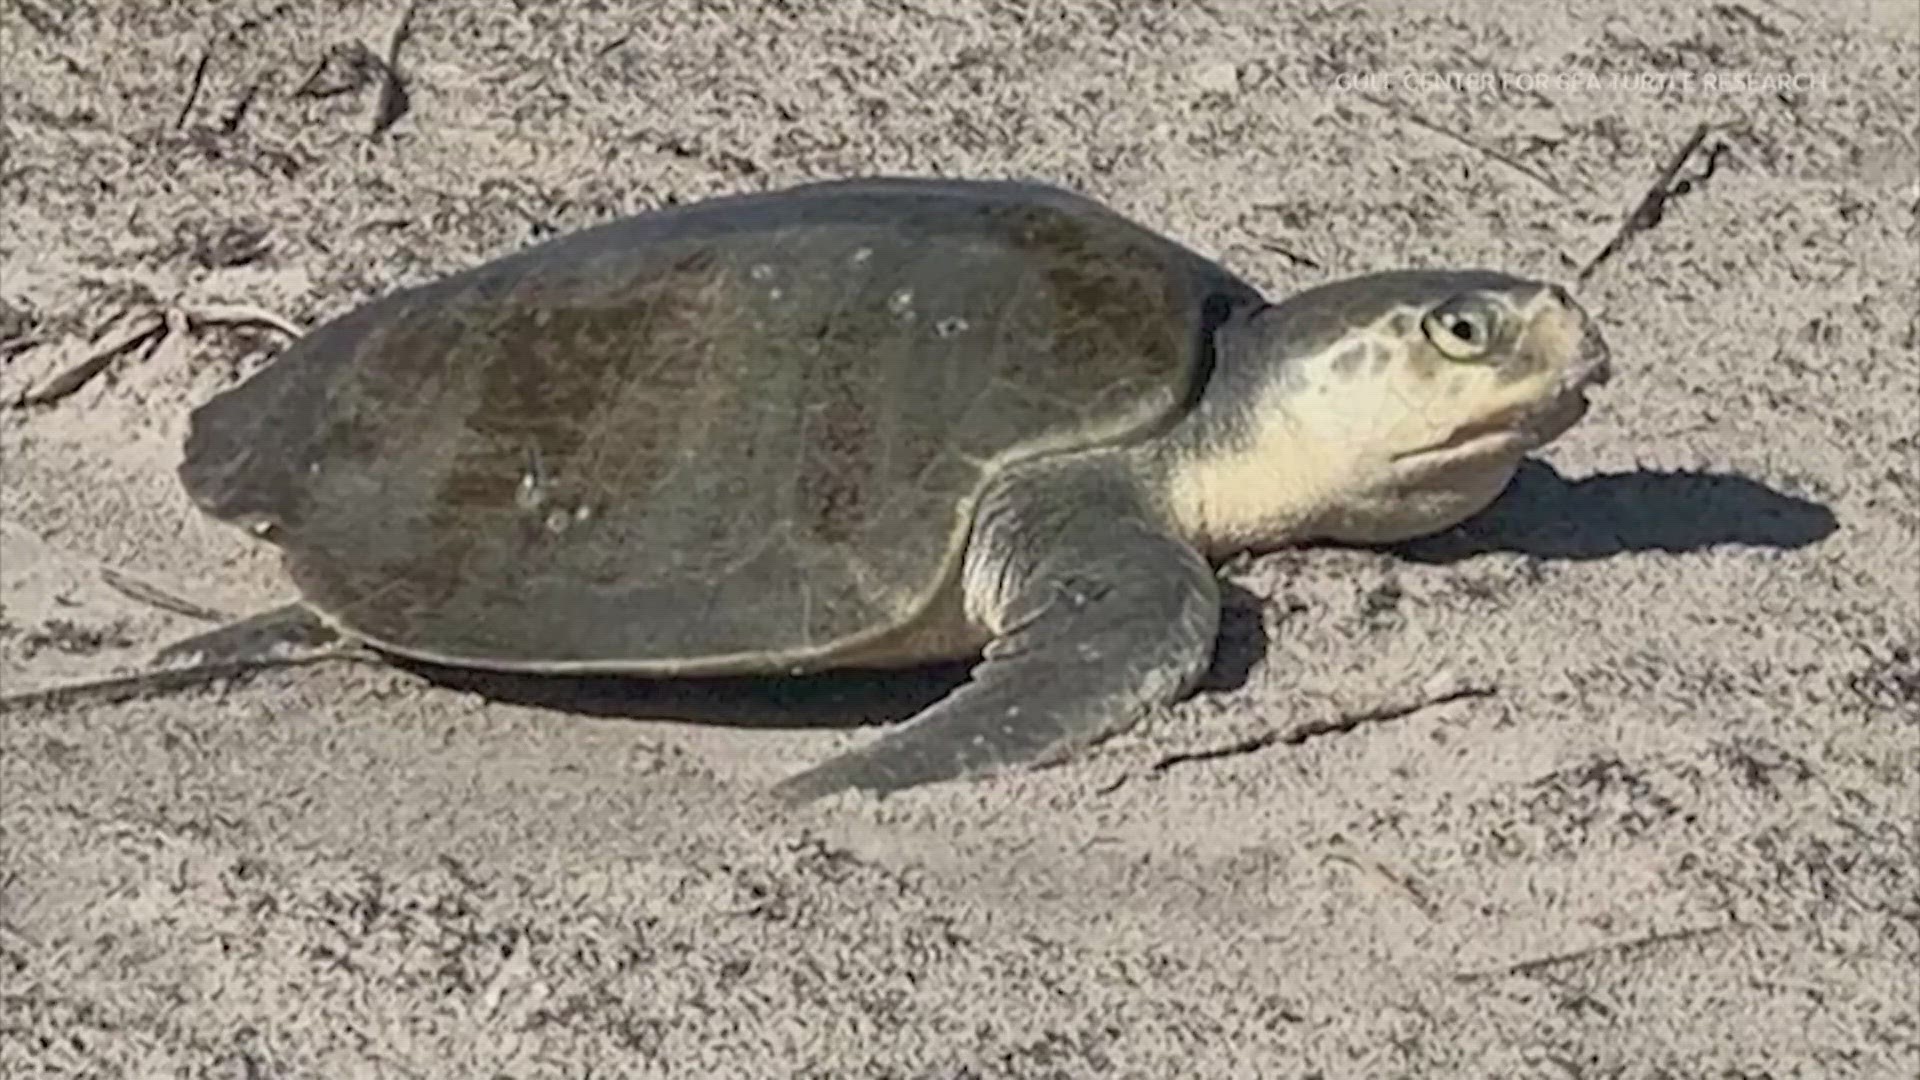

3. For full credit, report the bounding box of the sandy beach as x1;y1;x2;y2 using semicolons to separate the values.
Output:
2;1;1915;1076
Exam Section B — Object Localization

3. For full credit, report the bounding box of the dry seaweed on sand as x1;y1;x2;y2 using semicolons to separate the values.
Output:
1577;122;1736;283
6;303;302;409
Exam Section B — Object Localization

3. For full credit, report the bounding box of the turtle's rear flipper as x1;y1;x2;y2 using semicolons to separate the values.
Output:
152;602;342;665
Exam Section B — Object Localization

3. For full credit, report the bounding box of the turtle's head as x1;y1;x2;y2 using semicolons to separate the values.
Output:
1161;269;1611;553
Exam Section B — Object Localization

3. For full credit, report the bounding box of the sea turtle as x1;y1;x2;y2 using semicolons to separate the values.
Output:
162;176;1611;803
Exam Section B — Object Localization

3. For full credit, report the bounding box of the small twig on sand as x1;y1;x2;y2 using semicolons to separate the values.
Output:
1294;683;1498;740
0;650;371;717
1359;94;1571;202
1145;683;1497;775
100;568;233;624
1454;921;1752;982
1748;0;1806;24
5;303;302;410
1325;848;1440;920
180;303;306;339
176;45;214;128
1258;241;1323;271
1577;122;1732;283
293;45;368;100
10;318;166;408
222;78;264;135
291;53;329;98
369;1;418;137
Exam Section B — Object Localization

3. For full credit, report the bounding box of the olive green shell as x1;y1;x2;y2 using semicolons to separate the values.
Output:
179;177;1260;673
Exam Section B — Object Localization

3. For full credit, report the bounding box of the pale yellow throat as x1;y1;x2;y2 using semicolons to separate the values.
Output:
1160;410;1525;554
1158;405;1345;555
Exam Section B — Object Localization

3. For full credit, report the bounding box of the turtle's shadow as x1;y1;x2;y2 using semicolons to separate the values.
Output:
1391;460;1838;563
393;581;1270;731
396;462;1835;730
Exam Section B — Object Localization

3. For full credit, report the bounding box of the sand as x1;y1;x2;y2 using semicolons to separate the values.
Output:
2;0;1915;1076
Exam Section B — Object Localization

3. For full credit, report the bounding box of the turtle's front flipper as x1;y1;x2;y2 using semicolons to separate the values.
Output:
151;601;342;665
771;462;1220;804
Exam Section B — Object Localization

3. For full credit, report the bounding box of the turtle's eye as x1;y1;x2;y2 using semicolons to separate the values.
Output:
1422;295;1499;361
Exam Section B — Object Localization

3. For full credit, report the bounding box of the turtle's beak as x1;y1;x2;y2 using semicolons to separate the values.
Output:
1517;289;1610;448
1556;285;1612;390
